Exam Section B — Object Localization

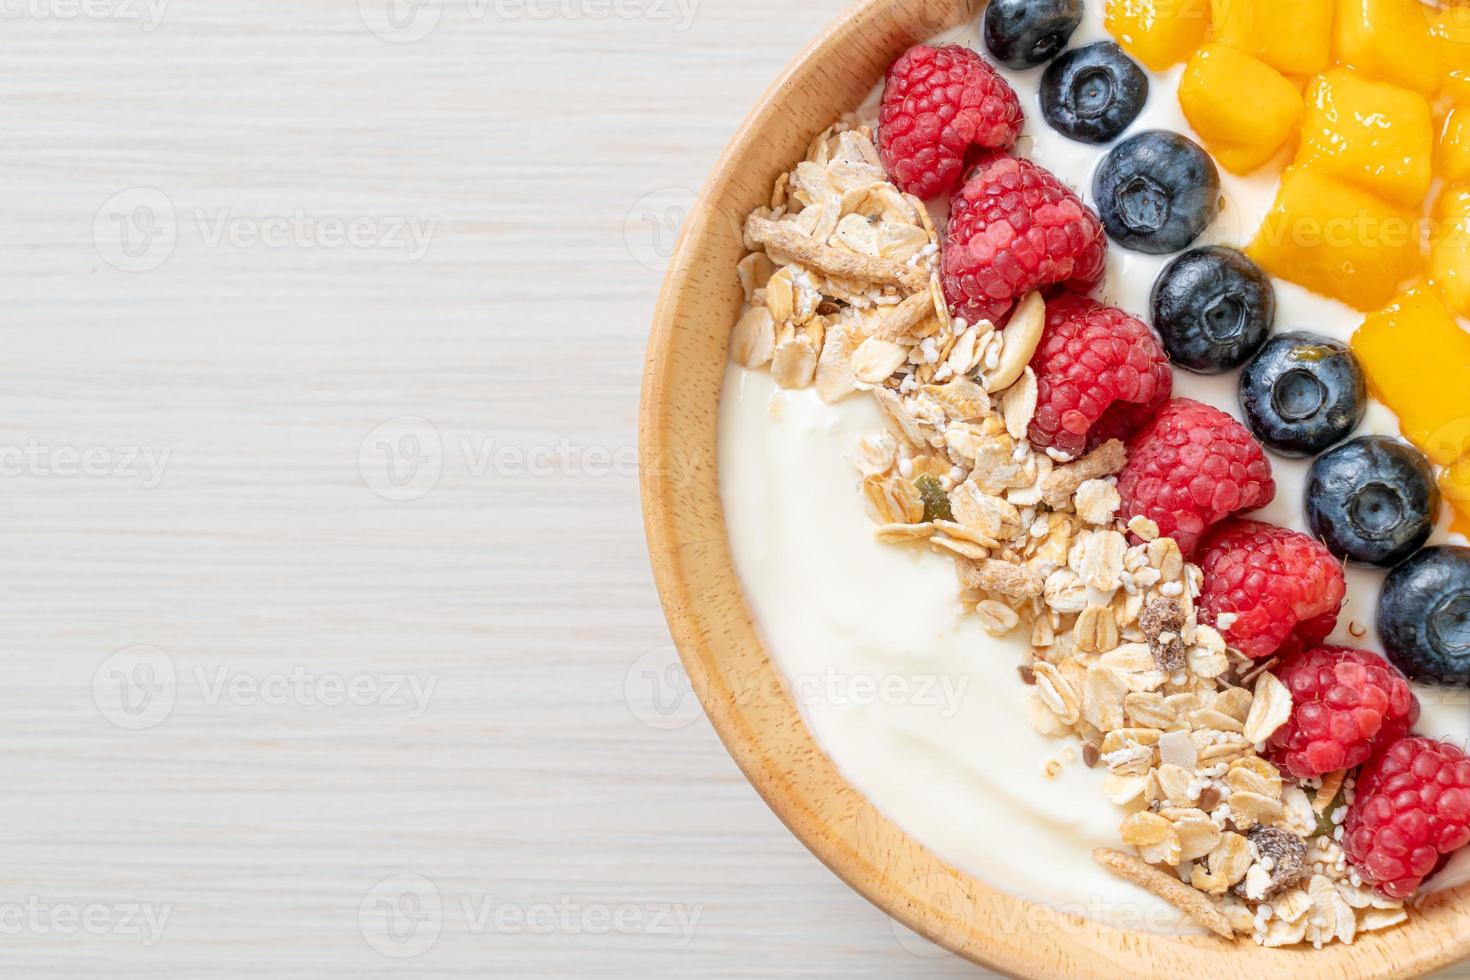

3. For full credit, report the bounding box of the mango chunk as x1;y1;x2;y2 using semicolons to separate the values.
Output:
1352;287;1470;466
1209;141;1289;174
1210;0;1333;75
1106;0;1211;71
1247;166;1426;311
1334;0;1448;95
1179;44;1304;174
1442;108;1470;185
1447;71;1470;105
1295;69;1433;207
1435;4;1470;58
1432;185;1470;318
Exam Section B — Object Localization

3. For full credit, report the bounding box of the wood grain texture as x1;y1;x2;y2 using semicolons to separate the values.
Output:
642;1;1470;978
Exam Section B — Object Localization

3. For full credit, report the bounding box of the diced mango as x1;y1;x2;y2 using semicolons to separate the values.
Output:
1295;69;1433;207
1353;287;1470;466
1208;141;1286;174
1447;71;1470;105
1179;44;1304;174
1435;4;1470;57
1432;185;1470;318
1106;0;1211;71
1247;166;1425;311
1442;109;1470;185
1210;0;1334;74
1334;0;1447;95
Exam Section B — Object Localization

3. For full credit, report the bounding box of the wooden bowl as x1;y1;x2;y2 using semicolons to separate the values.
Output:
638;1;1470;974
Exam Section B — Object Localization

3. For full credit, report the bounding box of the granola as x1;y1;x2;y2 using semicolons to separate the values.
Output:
729;119;1406;949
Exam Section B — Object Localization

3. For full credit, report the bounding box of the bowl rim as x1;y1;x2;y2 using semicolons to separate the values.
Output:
638;1;1470;975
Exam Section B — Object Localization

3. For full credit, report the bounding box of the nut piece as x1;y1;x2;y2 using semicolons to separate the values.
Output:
983;291;1044;392
1139;597;1187;672
1233;826;1307;901
999;367;1038;440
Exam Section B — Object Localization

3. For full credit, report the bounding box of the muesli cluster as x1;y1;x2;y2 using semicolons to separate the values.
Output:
729;120;1410;947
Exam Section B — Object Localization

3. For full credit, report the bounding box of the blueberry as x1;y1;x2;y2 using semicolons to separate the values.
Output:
1380;546;1470;686
1040;42;1148;144
1239;332;1366;457
984;0;1083;69
1092;130;1220;254
1152;247;1274;374
1306;437;1440;567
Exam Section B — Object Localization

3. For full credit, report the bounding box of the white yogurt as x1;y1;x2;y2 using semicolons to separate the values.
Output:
720;365;1194;931
719;1;1470;928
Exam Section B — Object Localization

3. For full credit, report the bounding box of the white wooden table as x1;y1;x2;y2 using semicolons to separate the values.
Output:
0;0;1463;975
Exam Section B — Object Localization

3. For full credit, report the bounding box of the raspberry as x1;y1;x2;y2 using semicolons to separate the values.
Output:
1345;737;1470;900
878;44;1024;201
1026;295;1172;458
941;153;1108;326
1197;520;1346;660
1117;399;1275;557
1267;646;1419;780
